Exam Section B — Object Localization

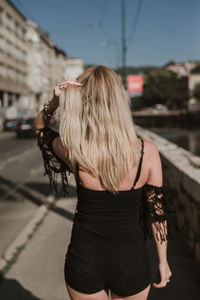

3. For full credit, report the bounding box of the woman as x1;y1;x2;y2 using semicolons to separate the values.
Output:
34;66;174;300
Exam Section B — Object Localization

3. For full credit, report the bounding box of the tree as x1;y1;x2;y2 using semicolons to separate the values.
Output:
192;83;200;101
141;70;188;110
163;60;176;68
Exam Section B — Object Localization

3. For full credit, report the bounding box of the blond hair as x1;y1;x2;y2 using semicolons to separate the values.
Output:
59;65;140;194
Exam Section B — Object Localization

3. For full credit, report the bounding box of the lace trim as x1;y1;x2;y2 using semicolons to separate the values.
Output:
139;183;179;245
37;127;72;196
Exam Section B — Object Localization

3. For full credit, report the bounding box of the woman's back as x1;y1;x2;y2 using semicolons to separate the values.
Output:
74;137;149;192
72;137;146;238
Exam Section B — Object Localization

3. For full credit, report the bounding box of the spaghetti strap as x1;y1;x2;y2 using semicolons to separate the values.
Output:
75;138;144;189
133;138;144;188
75;163;81;185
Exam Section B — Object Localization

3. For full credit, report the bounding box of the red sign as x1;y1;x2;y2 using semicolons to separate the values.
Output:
127;75;143;95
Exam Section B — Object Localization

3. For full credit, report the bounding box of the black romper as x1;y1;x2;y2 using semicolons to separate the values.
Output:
64;138;152;297
37;127;178;297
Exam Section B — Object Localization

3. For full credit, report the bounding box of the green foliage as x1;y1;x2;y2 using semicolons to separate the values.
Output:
141;69;188;110
163;60;176;68
192;83;200;100
191;64;200;74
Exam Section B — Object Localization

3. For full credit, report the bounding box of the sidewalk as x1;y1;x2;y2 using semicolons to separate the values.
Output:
0;194;76;300
0;179;199;299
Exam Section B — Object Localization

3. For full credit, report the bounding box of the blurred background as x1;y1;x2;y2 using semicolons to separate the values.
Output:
0;1;200;299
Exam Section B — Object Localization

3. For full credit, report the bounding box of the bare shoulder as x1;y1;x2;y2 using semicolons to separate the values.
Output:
141;138;159;156
142;138;163;185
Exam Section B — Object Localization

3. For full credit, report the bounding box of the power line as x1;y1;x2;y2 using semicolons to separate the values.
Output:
13;1;95;36
13;0;50;34
14;0;37;22
98;0;121;69
48;24;95;33
98;0;110;27
98;0;112;40
49;0;109;34
127;0;143;51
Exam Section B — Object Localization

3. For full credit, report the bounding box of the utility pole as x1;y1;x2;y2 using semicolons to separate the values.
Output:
121;0;127;89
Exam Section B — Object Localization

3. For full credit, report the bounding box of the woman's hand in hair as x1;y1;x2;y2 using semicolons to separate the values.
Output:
54;79;82;98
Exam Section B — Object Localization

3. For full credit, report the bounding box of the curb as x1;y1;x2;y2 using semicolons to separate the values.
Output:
0;194;56;276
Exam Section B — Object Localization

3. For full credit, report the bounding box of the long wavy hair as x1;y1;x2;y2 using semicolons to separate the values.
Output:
59;65;141;194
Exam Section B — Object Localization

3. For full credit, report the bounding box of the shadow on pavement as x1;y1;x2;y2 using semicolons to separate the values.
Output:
0;272;43;300
0;174;77;205
50;204;75;221
26;180;77;199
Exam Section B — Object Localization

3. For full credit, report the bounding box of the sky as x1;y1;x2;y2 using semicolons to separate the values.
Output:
11;0;200;68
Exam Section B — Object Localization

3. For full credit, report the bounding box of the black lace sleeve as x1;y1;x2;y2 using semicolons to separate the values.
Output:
139;183;179;245
37;127;73;196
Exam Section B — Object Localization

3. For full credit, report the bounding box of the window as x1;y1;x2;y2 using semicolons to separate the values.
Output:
0;64;5;77
16;24;23;37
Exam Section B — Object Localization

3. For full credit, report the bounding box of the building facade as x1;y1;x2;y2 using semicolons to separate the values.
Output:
26;20;60;112
165;61;197;78
64;58;85;80
188;65;200;92
0;0;28;112
0;0;85;120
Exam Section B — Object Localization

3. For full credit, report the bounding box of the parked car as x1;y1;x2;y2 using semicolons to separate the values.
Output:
3;106;18;131
154;104;168;111
3;118;18;131
15;117;36;138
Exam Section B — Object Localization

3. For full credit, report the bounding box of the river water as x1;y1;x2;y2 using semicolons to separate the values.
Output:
143;126;200;157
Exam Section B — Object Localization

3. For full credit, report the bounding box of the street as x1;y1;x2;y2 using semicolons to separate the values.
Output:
0;131;77;299
0;132;200;300
0;132;56;259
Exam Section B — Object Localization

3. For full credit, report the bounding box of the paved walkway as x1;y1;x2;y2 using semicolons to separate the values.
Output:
0;179;199;300
0;195;75;300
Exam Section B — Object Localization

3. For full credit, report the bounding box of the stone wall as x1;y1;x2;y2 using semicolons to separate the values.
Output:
135;124;200;263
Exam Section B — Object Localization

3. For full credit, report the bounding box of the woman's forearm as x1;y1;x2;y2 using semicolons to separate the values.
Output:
44;95;59;116
34;110;48;132
34;95;59;131
152;221;168;263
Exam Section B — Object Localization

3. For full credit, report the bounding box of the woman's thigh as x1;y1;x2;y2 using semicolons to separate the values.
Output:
111;284;150;300
66;283;110;300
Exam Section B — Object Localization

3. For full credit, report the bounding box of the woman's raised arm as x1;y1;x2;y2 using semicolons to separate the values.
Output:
33;79;81;195
33;79;81;134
